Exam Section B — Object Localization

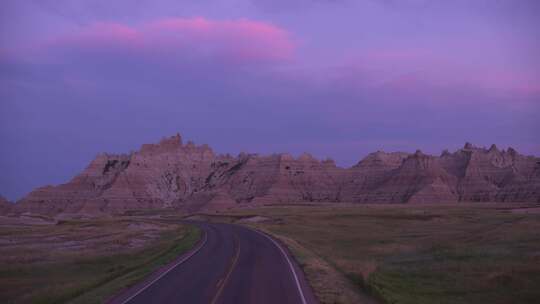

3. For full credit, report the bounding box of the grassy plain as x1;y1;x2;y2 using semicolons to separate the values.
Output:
217;203;540;304
3;203;539;304
0;212;200;304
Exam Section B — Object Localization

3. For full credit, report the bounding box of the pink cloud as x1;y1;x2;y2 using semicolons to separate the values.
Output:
337;48;540;101
145;17;294;62
16;17;295;64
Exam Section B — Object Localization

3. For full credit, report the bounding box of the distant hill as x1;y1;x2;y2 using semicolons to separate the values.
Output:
14;134;540;215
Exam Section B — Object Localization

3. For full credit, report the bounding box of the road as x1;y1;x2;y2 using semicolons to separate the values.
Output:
109;221;318;304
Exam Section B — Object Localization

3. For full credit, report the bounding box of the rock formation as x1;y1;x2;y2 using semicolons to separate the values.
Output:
14;134;540;215
340;151;410;203
0;195;12;214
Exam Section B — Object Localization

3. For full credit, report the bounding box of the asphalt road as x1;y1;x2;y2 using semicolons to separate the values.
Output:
109;221;318;304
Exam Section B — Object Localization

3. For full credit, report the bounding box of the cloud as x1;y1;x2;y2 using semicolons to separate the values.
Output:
1;1;539;203
145;17;295;62
323;48;540;104
13;17;295;65
248;0;348;13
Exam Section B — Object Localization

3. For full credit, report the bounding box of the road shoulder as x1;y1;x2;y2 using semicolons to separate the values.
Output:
106;225;206;304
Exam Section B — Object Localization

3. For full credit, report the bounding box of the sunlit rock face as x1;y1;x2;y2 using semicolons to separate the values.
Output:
16;134;225;214
15;134;540;215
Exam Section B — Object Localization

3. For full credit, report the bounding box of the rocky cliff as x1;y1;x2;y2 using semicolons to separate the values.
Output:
0;195;12;214
14;135;540;214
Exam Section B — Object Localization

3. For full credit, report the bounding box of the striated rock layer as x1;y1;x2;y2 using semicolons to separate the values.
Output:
0;195;12;214
14;135;540;215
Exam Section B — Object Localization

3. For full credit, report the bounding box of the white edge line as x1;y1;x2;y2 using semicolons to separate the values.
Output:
251;229;308;304
119;229;208;304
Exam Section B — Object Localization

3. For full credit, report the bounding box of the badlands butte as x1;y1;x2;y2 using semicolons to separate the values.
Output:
7;134;540;215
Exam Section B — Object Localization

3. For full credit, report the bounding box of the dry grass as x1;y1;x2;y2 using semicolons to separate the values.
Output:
0;212;200;304
216;203;540;304
269;230;376;304
3;203;539;304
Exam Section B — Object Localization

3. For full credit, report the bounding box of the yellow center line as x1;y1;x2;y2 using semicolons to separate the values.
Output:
210;233;241;304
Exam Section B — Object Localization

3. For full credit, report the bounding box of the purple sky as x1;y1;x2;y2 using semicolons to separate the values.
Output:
1;0;539;201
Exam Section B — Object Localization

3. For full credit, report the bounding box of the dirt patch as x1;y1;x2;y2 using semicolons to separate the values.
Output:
127;222;160;230
235;215;273;223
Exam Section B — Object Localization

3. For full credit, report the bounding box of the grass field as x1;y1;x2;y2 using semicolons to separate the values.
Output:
215;203;540;304
2;203;539;304
0;213;200;304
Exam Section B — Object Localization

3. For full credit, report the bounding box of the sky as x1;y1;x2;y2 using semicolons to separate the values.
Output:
1;0;539;201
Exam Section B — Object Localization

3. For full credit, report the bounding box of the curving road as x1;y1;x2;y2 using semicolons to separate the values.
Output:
109;221;318;304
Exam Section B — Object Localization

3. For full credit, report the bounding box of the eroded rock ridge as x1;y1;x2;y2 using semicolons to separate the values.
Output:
15;135;540;214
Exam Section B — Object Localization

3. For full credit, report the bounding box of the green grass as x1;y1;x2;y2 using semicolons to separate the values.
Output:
0;216;200;304
217;203;540;304
69;226;201;304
